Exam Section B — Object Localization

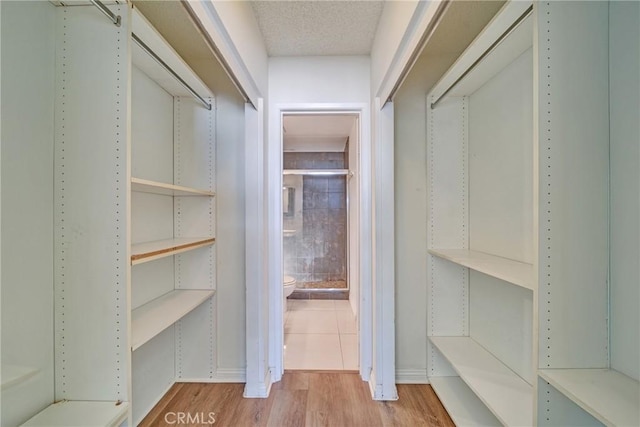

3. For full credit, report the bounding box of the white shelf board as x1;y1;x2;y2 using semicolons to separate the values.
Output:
131;9;212;100
539;369;640;427
21;400;128;427
131;177;214;197
1;364;39;390
430;377;501;426
428;249;534;291
429;336;533;427
131;237;215;265
131;289;215;351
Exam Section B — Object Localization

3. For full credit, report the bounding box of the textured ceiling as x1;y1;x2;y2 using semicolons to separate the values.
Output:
251;1;384;56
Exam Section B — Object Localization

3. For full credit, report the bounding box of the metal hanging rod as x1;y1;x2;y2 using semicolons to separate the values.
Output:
431;4;533;109
90;0;121;27
132;33;212;111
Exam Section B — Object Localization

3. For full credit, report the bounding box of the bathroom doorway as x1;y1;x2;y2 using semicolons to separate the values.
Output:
281;113;360;371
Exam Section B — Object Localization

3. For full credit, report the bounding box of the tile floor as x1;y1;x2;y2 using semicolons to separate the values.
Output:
284;299;358;371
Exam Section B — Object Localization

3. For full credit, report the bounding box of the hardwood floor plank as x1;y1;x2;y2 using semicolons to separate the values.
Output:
266;389;308;427
378;384;454;427
307;372;383;426
139;383;185;426
139;374;454;427
273;371;310;391
227;394;275;427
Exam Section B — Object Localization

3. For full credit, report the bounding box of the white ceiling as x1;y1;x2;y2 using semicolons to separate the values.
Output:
250;1;384;56
283;114;356;152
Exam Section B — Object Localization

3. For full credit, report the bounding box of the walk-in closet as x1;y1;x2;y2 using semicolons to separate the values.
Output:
1;2;226;425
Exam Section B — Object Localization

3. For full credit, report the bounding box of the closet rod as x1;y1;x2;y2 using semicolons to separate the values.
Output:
132;33;213;111
430;4;533;109
90;0;121;27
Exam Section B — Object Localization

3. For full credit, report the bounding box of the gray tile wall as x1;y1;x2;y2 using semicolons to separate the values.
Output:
283;152;347;285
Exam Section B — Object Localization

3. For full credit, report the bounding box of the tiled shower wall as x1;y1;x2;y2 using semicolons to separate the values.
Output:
284;152;347;285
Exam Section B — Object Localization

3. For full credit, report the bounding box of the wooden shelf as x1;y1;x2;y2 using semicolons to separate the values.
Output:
2;365;39;390
428;249;534;290
131;237;215;265
131;177;214;197
131;289;215;351
21;400;128;427
430;377;501;426
429;336;533;426
539;369;640;427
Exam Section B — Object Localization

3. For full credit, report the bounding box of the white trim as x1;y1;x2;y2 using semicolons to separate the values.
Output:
244;99;271;398
267;103;373;383
396;369;430;384
243;369;272;399
370;99;398;401
176;368;247;384
375;1;444;103
183;1;261;107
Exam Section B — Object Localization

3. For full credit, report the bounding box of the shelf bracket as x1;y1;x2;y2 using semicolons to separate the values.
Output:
89;0;121;27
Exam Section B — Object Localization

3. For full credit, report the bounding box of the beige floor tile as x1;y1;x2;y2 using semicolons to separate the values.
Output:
339;333;359;370
284;333;343;370
284;310;339;334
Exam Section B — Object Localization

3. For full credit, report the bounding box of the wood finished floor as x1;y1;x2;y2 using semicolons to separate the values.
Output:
140;372;454;427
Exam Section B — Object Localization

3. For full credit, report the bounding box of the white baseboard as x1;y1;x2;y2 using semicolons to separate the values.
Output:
396;369;429;384
178;368;247;384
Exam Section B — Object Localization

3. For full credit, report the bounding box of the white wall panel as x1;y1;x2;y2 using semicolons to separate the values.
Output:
537;379;603;427
537;0;610;370
132;327;175;425
426;96;468;377
469;48;533;263
470;272;533;384
269;56;370;105
176;298;216;380
53;3;130;402
1;2;55;425
131;66;173;183
609;0;640;382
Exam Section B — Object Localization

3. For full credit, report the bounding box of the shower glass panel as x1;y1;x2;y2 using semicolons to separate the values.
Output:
283;169;349;291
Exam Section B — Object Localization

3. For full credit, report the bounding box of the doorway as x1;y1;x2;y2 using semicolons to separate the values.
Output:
281;114;358;370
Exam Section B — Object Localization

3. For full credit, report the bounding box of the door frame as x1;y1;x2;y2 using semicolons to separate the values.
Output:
268;103;372;383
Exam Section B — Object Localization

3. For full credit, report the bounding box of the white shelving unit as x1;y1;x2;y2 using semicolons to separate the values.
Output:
539;369;639;427
21;401;128;427
426;1;639;425
131;290;216;351
431;337;532;426
131;237;215;265
428;249;533;291
2;2;220;425
129;7;216;425
426;2;536;423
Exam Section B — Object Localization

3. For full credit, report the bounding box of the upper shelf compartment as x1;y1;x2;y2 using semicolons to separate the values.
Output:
429;249;534;291
131;8;213;104
430;1;533;105
131;177;214;197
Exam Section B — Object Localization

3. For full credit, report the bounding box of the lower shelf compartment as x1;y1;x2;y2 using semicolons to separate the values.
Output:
430;376;501;426
20;400;128;427
131;289;215;351
539;368;639;427
429;336;533;427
